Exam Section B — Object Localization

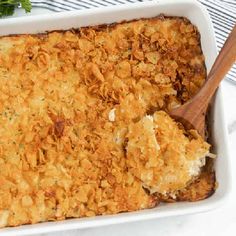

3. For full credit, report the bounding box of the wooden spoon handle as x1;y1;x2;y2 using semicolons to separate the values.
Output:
195;24;236;106
169;25;236;137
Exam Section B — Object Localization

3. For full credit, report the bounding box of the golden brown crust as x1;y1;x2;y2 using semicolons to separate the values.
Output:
0;15;214;228
177;171;216;201
159;171;216;202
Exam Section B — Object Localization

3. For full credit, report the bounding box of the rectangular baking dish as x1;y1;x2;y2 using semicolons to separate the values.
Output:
0;0;232;235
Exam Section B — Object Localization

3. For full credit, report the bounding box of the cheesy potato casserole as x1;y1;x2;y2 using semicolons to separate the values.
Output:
0;16;215;228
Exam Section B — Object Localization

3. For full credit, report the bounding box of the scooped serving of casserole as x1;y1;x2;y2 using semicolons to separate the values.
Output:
0;15;216;228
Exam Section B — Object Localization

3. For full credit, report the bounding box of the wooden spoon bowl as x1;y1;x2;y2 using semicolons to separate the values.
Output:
170;25;236;137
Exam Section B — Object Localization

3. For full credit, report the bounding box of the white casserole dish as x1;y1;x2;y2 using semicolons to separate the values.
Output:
0;0;232;235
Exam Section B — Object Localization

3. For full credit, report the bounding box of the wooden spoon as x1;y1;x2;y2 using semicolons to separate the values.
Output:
170;25;236;137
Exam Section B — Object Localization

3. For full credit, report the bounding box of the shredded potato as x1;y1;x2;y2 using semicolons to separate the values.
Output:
0;16;215;228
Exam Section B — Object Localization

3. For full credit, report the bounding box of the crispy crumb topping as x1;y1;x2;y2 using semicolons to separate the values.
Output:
0;16;210;227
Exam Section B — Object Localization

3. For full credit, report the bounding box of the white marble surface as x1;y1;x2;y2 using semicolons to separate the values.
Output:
7;7;236;236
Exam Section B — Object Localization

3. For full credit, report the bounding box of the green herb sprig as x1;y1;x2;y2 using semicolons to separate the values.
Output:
0;0;32;17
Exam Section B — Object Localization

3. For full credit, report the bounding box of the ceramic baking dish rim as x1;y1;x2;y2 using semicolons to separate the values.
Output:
0;0;232;235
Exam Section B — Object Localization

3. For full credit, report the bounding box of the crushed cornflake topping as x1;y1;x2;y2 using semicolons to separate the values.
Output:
0;16;212;228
